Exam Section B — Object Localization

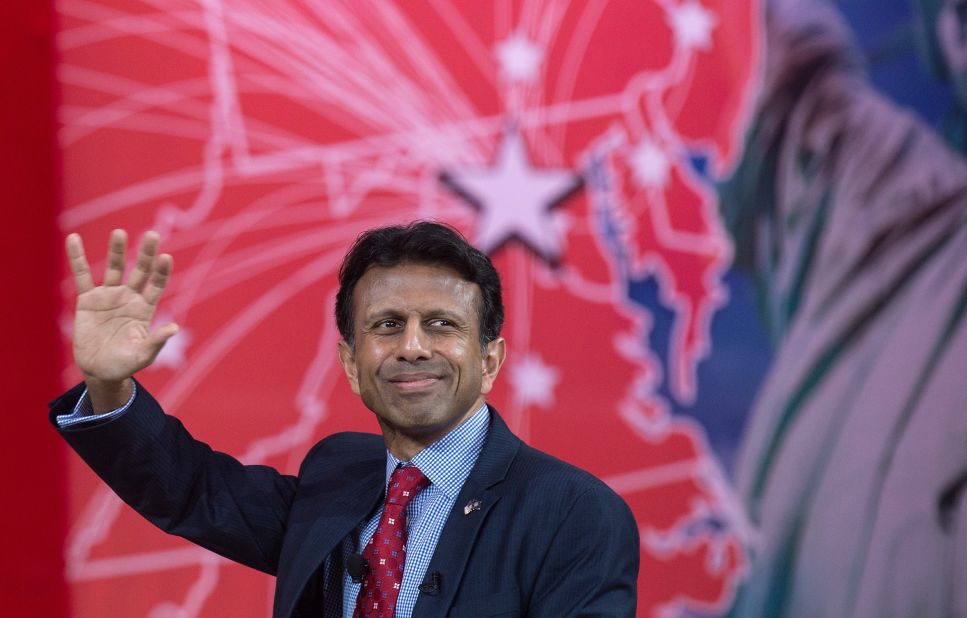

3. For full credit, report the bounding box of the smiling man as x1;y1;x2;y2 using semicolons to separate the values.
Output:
336;261;503;461
50;221;639;617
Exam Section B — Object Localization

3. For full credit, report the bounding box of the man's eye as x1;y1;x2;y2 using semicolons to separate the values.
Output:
429;319;453;327
376;320;401;328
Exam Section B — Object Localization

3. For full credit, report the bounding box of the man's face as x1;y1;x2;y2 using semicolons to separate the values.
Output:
338;263;505;458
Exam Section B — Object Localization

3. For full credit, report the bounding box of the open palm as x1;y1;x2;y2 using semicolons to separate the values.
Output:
67;229;178;383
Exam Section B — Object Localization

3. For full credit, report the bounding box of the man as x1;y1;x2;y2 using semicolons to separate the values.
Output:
50;221;639;617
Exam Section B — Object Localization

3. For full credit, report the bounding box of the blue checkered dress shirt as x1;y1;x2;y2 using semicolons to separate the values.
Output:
335;403;489;618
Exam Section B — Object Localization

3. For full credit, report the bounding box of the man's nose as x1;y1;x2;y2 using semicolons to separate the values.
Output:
396;320;431;361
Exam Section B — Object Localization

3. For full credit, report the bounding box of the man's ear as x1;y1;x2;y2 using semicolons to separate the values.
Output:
338;340;361;395
479;337;507;396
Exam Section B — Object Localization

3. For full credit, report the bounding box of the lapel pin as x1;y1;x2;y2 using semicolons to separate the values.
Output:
463;499;482;516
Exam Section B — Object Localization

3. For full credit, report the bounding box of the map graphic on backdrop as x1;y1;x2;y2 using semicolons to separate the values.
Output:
57;1;759;615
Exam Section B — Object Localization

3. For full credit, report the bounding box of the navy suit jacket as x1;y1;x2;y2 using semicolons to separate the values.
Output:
51;383;639;617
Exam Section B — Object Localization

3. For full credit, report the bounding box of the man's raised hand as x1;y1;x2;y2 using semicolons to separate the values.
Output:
67;229;179;411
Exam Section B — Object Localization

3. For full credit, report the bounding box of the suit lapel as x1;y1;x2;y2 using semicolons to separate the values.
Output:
278;443;386;618
412;409;520;616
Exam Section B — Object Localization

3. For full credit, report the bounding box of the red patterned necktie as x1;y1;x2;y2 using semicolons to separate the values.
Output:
354;465;430;618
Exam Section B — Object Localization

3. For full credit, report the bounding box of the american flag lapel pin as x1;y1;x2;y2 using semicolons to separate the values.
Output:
463;499;482;516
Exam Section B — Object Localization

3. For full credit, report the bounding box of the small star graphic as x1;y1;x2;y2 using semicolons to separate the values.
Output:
509;354;561;409
629;137;671;189
495;33;544;82
666;0;717;51
441;129;582;262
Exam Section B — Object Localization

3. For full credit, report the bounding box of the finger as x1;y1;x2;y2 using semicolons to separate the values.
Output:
142;323;180;367
126;231;160;292
65;233;95;294
143;253;173;306
103;229;128;286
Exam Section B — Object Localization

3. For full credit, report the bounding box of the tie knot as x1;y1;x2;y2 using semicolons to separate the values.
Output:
385;465;429;508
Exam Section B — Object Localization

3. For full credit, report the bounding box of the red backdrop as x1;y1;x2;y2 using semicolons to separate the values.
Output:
47;1;759;615
10;2;964;617
0;1;70;616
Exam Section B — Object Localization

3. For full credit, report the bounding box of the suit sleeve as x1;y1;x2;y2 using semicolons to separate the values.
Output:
528;482;640;617
50;382;298;575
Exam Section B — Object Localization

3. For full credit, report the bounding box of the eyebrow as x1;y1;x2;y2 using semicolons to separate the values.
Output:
363;308;468;323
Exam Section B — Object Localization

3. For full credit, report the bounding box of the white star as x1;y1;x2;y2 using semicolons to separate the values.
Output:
443;130;581;261
666;1;717;51
509;354;561;410
629;137;671;189
495;33;544;82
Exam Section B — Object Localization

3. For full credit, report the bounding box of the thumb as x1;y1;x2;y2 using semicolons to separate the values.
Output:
144;322;180;362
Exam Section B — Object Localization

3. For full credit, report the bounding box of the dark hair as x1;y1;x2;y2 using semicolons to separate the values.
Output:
336;221;504;349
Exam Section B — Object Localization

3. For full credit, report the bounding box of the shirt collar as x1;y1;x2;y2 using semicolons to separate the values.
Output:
385;403;490;499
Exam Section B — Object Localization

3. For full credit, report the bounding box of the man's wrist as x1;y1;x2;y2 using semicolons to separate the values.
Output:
84;376;134;413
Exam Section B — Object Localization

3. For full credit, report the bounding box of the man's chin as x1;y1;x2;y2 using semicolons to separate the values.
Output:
379;408;458;440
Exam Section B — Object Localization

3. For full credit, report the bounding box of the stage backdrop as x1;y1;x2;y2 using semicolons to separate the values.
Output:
54;0;967;616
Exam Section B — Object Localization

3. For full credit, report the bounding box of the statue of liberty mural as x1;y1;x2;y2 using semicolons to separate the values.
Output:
722;0;967;615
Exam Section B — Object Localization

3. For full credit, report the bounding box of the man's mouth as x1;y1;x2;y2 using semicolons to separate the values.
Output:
387;373;442;392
